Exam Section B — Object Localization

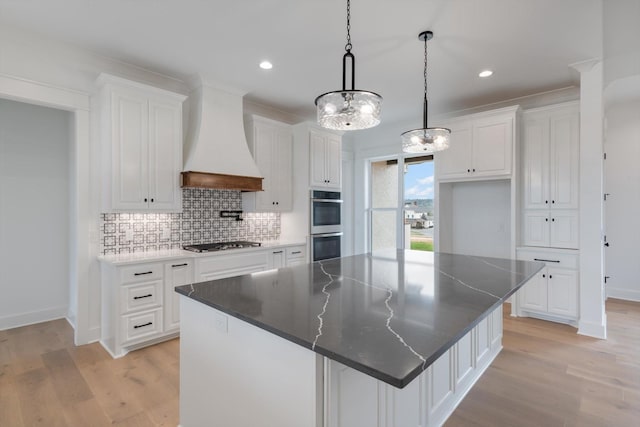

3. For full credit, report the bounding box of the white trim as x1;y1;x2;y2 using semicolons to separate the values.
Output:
578;317;607;339
0;73;89;111
0;306;68;331
0;74;95;345
606;287;640;302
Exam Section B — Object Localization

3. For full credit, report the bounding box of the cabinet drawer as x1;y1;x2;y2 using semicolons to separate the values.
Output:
516;249;578;269
119;263;163;284
121;308;162;344
121;280;162;314
286;246;306;260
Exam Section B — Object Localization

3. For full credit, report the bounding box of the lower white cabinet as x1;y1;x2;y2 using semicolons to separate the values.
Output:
164;259;193;334
326;306;503;427
516;248;579;323
101;261;171;358
100;242;306;357
286;244;307;266
196;250;270;282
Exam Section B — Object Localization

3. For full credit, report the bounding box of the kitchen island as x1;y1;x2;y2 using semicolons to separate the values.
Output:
176;249;543;427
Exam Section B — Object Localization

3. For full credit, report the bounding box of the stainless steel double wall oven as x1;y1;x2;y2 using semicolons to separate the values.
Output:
310;190;342;261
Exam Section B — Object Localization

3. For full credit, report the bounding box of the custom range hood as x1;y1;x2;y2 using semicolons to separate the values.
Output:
182;80;263;191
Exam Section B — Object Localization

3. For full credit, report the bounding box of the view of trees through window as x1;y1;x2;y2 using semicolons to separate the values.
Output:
404;157;434;252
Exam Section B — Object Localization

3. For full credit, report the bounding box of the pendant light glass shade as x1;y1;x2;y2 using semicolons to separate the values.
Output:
401;127;450;153
316;90;382;130
315;0;382;131
402;30;450;154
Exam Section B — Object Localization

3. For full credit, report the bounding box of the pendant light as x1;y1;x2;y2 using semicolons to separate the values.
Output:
401;31;450;153
315;0;382;131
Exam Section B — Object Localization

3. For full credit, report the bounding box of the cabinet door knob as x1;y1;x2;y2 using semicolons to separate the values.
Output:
549;275;553;279
552;200;555;204
150;198;154;203
272;202;275;205
542;274;546;278
276;201;279;205
551;218;555;222
144;198;148;202
545;200;549;204
467;169;471;173
545;218;548;222
472;168;476;172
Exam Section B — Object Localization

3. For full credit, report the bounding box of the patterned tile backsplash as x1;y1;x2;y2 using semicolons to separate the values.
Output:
100;188;281;255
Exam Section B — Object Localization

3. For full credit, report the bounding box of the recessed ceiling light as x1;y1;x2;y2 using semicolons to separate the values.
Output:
479;70;493;78
259;61;273;70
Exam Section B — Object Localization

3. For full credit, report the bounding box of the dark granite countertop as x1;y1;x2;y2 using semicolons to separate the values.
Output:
175;249;543;388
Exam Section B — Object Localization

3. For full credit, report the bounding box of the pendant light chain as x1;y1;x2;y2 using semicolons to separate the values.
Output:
345;0;352;52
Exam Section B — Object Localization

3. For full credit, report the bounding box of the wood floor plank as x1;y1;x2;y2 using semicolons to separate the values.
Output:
14;367;68;427
0;371;24;426
41;348;94;405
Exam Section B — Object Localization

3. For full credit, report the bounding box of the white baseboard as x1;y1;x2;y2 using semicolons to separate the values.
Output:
606;287;640;302
0;306;68;331
578;317;607;339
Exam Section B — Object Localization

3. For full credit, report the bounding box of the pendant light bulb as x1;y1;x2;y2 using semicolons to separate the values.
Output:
401;30;450;154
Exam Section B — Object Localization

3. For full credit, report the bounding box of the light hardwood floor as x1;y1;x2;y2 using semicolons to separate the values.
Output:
0;299;638;426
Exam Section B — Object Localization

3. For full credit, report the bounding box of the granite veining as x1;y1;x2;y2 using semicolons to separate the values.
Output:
175;249;544;388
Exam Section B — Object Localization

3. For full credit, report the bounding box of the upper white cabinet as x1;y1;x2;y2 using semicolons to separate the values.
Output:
436;107;517;181
242;116;293;212
97;74;186;212
310;128;342;189
521;102;579;249
522;103;579;210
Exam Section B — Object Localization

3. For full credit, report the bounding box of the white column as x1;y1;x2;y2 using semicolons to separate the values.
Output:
571;59;607;339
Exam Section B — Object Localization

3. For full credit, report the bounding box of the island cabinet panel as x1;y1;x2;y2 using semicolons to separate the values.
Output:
180;297;320;427
324;306;502;427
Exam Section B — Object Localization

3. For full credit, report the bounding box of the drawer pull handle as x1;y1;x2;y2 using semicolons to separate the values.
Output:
291;251;302;255
273;250;283;254
133;294;153;300
134;271;153;276
134;322;152;329
172;263;188;268
533;258;560;263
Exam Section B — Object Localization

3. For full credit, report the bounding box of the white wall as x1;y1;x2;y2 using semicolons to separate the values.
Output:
604;98;640;301
0;99;71;329
439;180;511;258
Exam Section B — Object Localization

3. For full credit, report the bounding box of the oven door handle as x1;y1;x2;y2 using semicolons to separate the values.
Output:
313;232;344;238
311;199;343;203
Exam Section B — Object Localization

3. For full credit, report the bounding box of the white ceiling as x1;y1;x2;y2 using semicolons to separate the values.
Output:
0;0;603;124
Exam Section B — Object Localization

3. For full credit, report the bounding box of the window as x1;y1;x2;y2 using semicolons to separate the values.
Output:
367;155;434;252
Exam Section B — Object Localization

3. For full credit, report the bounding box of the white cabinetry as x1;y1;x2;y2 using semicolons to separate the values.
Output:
437;107;517;181
516;248;578;323
242;116;293;212
97;73;185;212
521;102;579;249
326;306;503;427
164;259;193;333
310;128;342;189
286;244;307;266
195;250;270;282
101;262;171;357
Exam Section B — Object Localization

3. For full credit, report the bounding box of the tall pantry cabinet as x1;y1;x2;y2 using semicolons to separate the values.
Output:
516;101;580;325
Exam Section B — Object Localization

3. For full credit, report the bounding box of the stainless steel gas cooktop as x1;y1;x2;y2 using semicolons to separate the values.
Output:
182;241;262;253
